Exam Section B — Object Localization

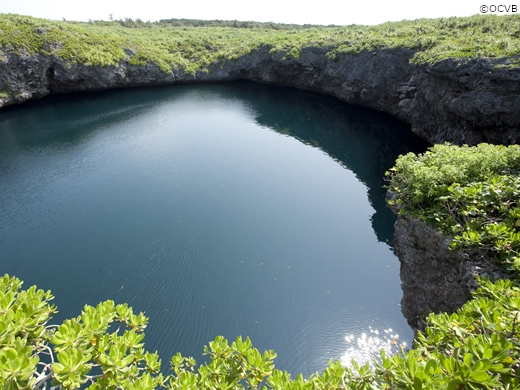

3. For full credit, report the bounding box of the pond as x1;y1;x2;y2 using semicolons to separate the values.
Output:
0;81;429;377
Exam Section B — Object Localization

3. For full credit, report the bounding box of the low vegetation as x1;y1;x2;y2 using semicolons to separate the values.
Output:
386;143;520;274
152;19;341;30
2;144;520;388
0;13;519;74
2;276;519;389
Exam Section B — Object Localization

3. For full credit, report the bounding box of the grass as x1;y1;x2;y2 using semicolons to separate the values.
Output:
1;13;520;74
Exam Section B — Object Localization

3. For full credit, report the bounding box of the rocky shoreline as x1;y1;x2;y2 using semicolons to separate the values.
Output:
2;46;520;331
392;214;510;333
2;46;520;145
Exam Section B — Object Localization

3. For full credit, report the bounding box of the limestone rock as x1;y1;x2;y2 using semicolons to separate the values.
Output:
1;46;520;145
393;214;509;333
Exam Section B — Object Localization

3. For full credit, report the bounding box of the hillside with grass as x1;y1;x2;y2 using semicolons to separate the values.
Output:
1;13;519;145
1;13;519;73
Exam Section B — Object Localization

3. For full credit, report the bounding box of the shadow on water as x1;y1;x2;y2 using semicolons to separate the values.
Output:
227;81;430;244
0;81;429;246
0;82;432;377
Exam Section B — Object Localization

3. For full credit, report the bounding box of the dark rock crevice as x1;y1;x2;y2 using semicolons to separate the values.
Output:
45;66;55;91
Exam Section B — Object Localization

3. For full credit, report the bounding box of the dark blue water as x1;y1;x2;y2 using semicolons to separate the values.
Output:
0;81;428;377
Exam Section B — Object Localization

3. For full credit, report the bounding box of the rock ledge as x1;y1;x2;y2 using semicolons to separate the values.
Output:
1;47;520;145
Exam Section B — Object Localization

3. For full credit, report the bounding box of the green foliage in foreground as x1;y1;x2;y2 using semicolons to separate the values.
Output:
2;273;520;389
386;143;520;274
380;143;520;387
1;13;520;74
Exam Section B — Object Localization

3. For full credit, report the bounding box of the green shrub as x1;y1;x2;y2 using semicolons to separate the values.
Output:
376;278;520;389
3;273;520;389
386;143;520;273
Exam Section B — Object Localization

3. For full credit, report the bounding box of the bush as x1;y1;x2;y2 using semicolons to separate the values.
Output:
2;272;520;389
386;143;520;273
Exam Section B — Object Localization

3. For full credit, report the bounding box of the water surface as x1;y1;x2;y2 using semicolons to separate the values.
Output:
0;82;429;377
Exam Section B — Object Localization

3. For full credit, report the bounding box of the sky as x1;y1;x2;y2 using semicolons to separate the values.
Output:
0;1;513;26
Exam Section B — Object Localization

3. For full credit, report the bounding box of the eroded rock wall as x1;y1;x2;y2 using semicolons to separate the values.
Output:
393;215;471;331
1;46;520;145
392;213;510;333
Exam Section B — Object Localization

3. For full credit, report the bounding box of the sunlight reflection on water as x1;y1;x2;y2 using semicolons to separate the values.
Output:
340;326;408;368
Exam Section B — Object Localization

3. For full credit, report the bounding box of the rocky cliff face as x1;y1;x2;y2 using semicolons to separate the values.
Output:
392;215;508;333
1;45;520;145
